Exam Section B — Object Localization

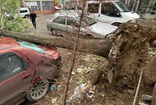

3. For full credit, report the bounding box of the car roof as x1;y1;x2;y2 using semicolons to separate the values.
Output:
0;37;19;49
0;37;45;54
54;10;79;18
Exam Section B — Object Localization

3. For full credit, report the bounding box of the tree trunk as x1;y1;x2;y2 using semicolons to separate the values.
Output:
0;30;112;58
152;83;156;105
0;23;156;86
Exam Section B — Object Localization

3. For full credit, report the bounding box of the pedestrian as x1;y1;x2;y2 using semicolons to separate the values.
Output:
30;11;37;29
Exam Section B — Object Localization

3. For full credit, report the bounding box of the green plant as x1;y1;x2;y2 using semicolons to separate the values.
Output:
55;1;59;6
0;0;28;32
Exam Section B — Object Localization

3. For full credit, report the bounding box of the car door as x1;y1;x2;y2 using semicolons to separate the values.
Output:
99;2;122;23
52;16;67;35
0;52;34;105
66;17;79;36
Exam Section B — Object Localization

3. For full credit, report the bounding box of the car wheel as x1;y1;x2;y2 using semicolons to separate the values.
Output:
26;79;49;102
51;29;57;36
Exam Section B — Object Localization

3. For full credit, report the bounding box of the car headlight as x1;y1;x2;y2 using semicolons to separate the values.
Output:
136;18;140;24
105;33;113;39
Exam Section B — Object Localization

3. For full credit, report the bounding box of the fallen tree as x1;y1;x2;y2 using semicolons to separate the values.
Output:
1;23;156;104
0;23;156;85
0;30;112;58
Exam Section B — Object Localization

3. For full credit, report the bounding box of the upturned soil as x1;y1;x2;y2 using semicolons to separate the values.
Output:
21;14;156;105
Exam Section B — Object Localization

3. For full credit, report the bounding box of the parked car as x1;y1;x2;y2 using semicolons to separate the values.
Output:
63;0;140;26
0;37;62;105
84;0;140;26
5;7;30;19
19;7;30;18
46;12;117;39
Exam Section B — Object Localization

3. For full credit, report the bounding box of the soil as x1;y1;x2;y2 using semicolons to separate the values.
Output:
21;14;156;105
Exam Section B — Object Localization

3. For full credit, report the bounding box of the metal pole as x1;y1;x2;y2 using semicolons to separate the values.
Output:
132;68;144;105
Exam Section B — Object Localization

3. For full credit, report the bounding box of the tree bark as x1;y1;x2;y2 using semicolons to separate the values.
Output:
0;30;112;58
152;83;156;105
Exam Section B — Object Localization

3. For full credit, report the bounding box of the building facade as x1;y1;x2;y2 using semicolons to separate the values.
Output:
22;0;55;14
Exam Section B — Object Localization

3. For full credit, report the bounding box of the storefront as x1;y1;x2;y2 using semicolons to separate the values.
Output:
24;0;55;14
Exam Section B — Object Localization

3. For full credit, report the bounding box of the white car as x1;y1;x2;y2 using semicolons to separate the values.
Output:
46;12;117;39
5;8;30;19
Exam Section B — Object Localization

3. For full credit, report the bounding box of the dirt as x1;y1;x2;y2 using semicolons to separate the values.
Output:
21;14;156;105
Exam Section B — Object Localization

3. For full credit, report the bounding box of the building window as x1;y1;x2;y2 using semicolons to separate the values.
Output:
26;1;41;11
42;1;54;10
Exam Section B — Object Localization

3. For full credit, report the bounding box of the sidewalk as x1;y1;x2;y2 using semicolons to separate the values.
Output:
23;14;54;36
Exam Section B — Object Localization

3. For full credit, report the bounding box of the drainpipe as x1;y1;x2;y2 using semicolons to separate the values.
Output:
53;0;55;13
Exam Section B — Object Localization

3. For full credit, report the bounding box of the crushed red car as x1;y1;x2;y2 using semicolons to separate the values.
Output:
0;37;62;105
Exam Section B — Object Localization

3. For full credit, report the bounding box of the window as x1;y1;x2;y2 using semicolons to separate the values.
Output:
67;17;78;27
26;1;41;11
42;1;53;10
87;3;99;13
20;10;28;13
53;16;66;25
116;2;130;12
101;2;120;17
0;53;29;83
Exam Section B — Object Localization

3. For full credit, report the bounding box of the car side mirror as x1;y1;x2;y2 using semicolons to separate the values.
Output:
116;12;121;17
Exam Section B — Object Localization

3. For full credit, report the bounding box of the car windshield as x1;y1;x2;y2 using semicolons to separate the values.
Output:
18;41;45;54
77;16;96;26
115;2;130;12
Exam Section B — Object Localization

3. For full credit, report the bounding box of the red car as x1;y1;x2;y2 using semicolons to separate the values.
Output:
0;37;62;105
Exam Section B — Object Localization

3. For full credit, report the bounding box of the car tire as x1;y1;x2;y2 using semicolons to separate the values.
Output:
26;79;49;102
51;29;57;36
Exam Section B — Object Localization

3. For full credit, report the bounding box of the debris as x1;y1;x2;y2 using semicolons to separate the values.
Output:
51;98;57;104
50;84;56;91
72;71;75;74
141;94;152;102
101;94;105;97
138;101;148;105
68;82;92;104
87;91;94;98
58;85;62;88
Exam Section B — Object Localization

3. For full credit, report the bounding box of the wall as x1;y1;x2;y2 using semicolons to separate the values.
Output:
24;0;55;14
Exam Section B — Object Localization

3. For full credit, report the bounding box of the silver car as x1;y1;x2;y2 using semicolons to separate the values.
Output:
46;12;117;39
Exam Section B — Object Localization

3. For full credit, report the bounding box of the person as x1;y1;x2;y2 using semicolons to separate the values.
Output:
30;11;37;29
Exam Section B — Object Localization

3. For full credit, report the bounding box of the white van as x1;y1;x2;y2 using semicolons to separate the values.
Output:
19;8;30;18
85;0;140;26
